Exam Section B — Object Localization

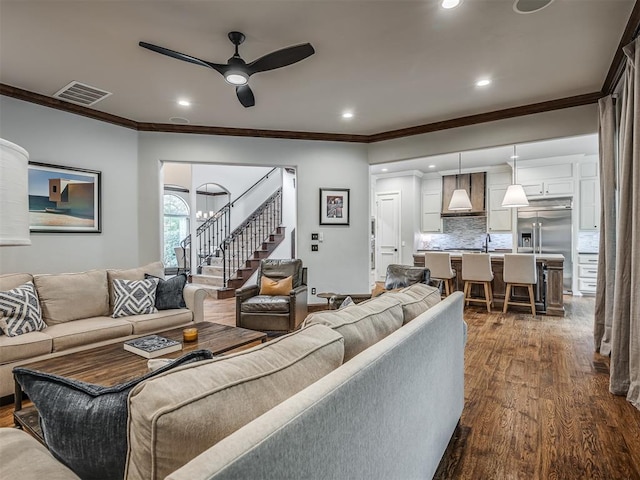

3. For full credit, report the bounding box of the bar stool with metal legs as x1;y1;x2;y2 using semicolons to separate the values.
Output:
425;252;456;296
502;254;537;315
461;253;494;312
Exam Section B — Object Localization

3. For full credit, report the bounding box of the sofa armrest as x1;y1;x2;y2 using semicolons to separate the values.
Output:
183;284;208;323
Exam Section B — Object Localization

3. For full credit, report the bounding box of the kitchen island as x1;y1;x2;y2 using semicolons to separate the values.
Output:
413;251;564;316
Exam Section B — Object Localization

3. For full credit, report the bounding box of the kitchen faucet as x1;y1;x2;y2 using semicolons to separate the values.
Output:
484;233;491;253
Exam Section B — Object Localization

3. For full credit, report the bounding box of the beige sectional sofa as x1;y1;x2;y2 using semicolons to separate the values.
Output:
1;283;466;480
0;262;207;399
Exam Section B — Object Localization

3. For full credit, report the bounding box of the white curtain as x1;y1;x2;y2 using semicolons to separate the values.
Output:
596;37;640;410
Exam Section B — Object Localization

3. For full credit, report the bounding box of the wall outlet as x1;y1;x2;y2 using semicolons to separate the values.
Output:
311;287;316;295
311;244;319;252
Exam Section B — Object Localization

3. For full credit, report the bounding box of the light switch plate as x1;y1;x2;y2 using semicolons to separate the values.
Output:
311;244;319;251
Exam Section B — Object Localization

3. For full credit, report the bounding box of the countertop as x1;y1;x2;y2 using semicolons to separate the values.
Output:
415;251;565;261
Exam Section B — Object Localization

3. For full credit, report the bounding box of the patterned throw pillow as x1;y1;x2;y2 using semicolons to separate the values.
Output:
112;278;159;318
0;281;46;337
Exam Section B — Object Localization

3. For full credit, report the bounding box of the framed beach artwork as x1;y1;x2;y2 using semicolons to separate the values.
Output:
319;188;350;226
28;162;102;233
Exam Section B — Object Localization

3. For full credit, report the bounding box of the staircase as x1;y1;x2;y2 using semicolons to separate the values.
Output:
190;188;284;299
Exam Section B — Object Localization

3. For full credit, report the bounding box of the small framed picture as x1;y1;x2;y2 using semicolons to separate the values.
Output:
319;188;350;226
28;162;102;233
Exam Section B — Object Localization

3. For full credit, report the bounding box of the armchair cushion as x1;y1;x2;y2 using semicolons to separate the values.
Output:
259;275;293;296
241;295;291;314
259;259;304;288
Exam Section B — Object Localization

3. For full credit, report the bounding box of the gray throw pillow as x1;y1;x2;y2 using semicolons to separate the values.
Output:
145;273;187;310
13;349;214;480
0;281;46;336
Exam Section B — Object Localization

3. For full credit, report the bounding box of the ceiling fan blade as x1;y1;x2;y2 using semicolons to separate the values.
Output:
236;85;255;108
246;43;315;75
138;41;227;75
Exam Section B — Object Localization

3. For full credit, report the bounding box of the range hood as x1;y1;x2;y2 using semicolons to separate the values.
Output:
441;172;486;217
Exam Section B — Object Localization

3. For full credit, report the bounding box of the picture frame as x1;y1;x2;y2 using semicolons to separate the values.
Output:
319;188;350;226
28;162;102;233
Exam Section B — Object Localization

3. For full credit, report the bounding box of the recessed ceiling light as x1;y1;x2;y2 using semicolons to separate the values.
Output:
381;168;388;172
177;99;191;107
441;0;461;8
428;165;436;169
342;111;354;119
475;79;491;87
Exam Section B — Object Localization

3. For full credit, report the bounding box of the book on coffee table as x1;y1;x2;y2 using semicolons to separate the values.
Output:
124;335;182;358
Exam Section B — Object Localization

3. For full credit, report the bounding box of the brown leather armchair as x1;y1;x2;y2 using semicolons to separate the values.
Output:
235;259;308;333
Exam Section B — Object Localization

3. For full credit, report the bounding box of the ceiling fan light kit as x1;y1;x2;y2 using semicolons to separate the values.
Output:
139;31;315;108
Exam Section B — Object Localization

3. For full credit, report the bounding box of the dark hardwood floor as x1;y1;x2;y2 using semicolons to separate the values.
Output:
2;295;639;479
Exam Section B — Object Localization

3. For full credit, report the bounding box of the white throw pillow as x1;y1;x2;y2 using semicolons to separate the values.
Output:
112;278;159;318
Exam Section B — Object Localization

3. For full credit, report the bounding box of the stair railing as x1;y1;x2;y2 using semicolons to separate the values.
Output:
220;188;282;287
194;204;230;273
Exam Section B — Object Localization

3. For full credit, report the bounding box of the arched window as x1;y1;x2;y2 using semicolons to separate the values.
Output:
163;193;190;268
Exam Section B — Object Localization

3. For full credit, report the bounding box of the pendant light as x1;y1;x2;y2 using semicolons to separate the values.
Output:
501;145;529;208
448;152;473;211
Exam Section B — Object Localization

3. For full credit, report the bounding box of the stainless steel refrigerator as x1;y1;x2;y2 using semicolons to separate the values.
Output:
517;197;573;293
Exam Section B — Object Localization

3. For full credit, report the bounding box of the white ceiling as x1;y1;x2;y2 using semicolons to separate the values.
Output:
0;0;634;136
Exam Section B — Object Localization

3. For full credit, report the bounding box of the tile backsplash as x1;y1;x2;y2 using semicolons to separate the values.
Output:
419;216;513;251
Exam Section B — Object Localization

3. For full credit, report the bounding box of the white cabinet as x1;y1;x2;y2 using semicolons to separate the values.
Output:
488;185;511;231
421;191;442;232
579;178;600;230
518;162;574;198
578;253;598;295
578;160;600;231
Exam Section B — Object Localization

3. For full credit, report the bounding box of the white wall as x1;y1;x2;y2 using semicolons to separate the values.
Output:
137;132;371;299
0;96;139;274
368;104;598;164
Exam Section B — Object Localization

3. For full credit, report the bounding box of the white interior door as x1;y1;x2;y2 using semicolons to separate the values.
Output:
375;192;401;282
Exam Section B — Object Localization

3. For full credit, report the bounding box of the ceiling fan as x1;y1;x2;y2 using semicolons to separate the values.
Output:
139;32;315;108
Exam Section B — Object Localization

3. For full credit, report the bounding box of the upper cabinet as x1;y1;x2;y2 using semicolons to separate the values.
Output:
517;162;574;198
578;160;600;231
421;177;442;232
487;169;513;232
441;172;486;216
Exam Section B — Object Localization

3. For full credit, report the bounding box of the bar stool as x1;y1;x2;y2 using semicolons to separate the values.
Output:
425;252;456;296
502;254;537;315
461;253;494;312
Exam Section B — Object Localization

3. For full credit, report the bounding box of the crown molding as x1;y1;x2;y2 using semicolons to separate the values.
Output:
2;82;602;144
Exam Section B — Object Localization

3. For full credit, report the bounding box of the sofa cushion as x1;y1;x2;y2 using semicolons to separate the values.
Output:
13;350;214;480
0;273;34;291
0;281;46;336
0;428;81;480
125;324;344;480
107;261;165;313
124;309;193;335
112;278;159;318
45;316;133;352
146;273;187;310
385;283;442;324
34;270;109;325
302;294;404;362
0;330;52;363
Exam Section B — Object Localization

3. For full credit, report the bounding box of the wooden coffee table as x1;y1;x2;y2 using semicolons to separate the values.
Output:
13;322;266;443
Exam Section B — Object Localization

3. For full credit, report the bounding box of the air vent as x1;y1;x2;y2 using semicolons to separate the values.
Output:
513;0;554;14
53;81;112;106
